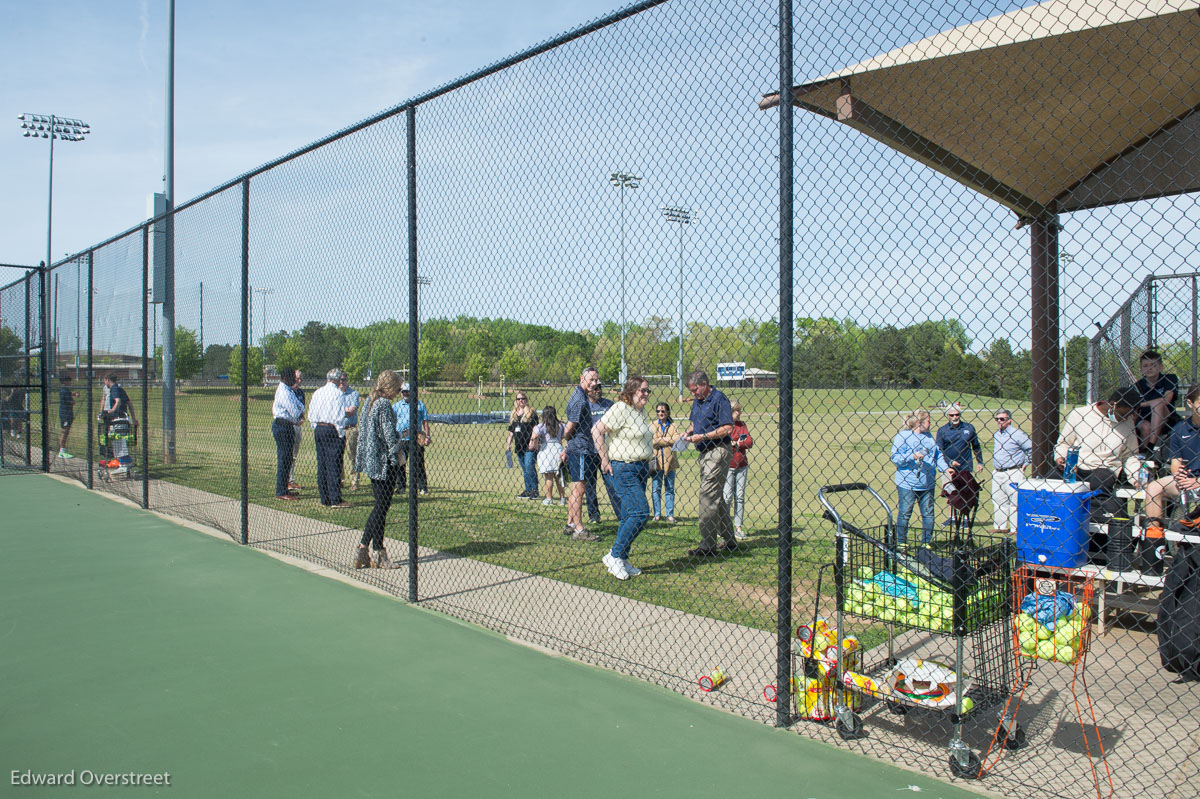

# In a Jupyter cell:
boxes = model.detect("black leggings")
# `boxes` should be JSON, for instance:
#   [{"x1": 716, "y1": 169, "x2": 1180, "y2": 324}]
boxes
[{"x1": 361, "y1": 468, "x2": 399, "y2": 549}]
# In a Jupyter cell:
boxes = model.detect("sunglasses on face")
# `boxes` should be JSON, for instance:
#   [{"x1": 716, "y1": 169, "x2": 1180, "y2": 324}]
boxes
[
  {"x1": 995, "y1": 417, "x2": 1009, "y2": 422},
  {"x1": 948, "y1": 413, "x2": 960, "y2": 418}
]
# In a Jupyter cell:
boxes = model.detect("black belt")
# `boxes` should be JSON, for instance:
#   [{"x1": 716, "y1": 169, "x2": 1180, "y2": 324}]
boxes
[
  {"x1": 695, "y1": 439, "x2": 731, "y2": 453},
  {"x1": 273, "y1": 417, "x2": 295, "y2": 423},
  {"x1": 315, "y1": 422, "x2": 337, "y2": 428},
  {"x1": 996, "y1": 464, "x2": 1024, "y2": 471}
]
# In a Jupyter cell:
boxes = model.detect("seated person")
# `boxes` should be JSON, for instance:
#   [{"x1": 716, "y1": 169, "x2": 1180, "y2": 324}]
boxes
[
  {"x1": 1054, "y1": 386, "x2": 1142, "y2": 503},
  {"x1": 1134, "y1": 349, "x2": 1179, "y2": 454},
  {"x1": 1144, "y1": 383, "x2": 1200, "y2": 538}
]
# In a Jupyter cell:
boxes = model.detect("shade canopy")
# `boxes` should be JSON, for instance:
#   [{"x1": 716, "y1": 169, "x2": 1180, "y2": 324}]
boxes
[{"x1": 760, "y1": 0, "x2": 1200, "y2": 219}]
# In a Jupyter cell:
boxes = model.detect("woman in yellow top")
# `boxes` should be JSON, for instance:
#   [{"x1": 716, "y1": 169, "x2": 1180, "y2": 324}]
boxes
[
  {"x1": 650, "y1": 402, "x2": 681, "y2": 522},
  {"x1": 593, "y1": 376, "x2": 654, "y2": 581}
]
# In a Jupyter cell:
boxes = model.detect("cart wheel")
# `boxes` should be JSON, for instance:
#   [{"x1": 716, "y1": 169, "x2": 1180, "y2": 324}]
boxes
[
  {"x1": 885, "y1": 700, "x2": 908, "y2": 716},
  {"x1": 948, "y1": 751, "x2": 983, "y2": 780},
  {"x1": 835, "y1": 714, "x2": 866, "y2": 741},
  {"x1": 763, "y1": 685, "x2": 777, "y2": 703},
  {"x1": 1004, "y1": 725, "x2": 1026, "y2": 751}
]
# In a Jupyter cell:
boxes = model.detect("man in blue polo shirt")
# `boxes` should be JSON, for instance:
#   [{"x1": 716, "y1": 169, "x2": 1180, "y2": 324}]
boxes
[
  {"x1": 560, "y1": 366, "x2": 601, "y2": 541},
  {"x1": 684, "y1": 370, "x2": 735, "y2": 556}
]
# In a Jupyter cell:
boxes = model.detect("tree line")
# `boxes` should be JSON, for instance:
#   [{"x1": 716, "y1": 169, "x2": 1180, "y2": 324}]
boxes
[{"x1": 124, "y1": 316, "x2": 1097, "y2": 401}]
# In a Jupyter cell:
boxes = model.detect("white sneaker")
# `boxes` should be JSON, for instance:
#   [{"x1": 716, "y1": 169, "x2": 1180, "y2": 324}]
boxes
[
  {"x1": 557, "y1": 498, "x2": 567, "y2": 506},
  {"x1": 621, "y1": 558, "x2": 642, "y2": 577},
  {"x1": 58, "y1": 450, "x2": 75, "y2": 460},
  {"x1": 602, "y1": 552, "x2": 629, "y2": 580},
  {"x1": 734, "y1": 527, "x2": 747, "y2": 541},
  {"x1": 542, "y1": 498, "x2": 553, "y2": 506},
  {"x1": 111, "y1": 466, "x2": 128, "y2": 475}
]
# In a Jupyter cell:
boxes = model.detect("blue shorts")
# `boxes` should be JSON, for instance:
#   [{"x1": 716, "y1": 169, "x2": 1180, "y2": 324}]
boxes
[{"x1": 566, "y1": 451, "x2": 598, "y2": 484}]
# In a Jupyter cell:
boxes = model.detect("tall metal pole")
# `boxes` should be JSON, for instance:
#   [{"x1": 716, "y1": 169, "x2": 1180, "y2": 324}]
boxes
[
  {"x1": 141, "y1": 226, "x2": 150, "y2": 508},
  {"x1": 620, "y1": 184, "x2": 626, "y2": 385},
  {"x1": 86, "y1": 251, "x2": 93, "y2": 488},
  {"x1": 678, "y1": 220, "x2": 684, "y2": 392},
  {"x1": 663, "y1": 206, "x2": 692, "y2": 397},
  {"x1": 609, "y1": 172, "x2": 640, "y2": 385},
  {"x1": 75, "y1": 257, "x2": 80, "y2": 380},
  {"x1": 240, "y1": 179, "x2": 250, "y2": 545},
  {"x1": 199, "y1": 281, "x2": 204, "y2": 380},
  {"x1": 775, "y1": 0, "x2": 795, "y2": 729},
  {"x1": 41, "y1": 122, "x2": 54, "y2": 472},
  {"x1": 406, "y1": 105, "x2": 419, "y2": 604},
  {"x1": 161, "y1": 0, "x2": 178, "y2": 464}
]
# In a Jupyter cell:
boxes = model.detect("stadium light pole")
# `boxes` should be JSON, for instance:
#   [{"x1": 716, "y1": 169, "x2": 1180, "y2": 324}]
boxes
[
  {"x1": 18, "y1": 113, "x2": 91, "y2": 471},
  {"x1": 662, "y1": 206, "x2": 693, "y2": 398},
  {"x1": 609, "y1": 172, "x2": 640, "y2": 385}
]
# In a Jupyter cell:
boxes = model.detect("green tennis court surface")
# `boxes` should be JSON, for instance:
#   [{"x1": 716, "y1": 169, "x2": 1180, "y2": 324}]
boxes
[{"x1": 1, "y1": 475, "x2": 985, "y2": 798}]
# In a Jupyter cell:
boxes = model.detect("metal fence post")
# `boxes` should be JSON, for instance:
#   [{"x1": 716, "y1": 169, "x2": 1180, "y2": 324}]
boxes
[
  {"x1": 39, "y1": 262, "x2": 50, "y2": 472},
  {"x1": 240, "y1": 178, "x2": 250, "y2": 546},
  {"x1": 775, "y1": 0, "x2": 794, "y2": 729},
  {"x1": 407, "y1": 104, "x2": 419, "y2": 603},
  {"x1": 86, "y1": 250, "x2": 94, "y2": 489},
  {"x1": 141, "y1": 226, "x2": 150, "y2": 509}
]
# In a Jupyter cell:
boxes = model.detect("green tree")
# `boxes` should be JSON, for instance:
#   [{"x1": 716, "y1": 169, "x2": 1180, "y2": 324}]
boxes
[
  {"x1": 0, "y1": 326, "x2": 23, "y2": 380},
  {"x1": 1064, "y1": 335, "x2": 1089, "y2": 405},
  {"x1": 497, "y1": 346, "x2": 529, "y2": 382},
  {"x1": 464, "y1": 352, "x2": 490, "y2": 383},
  {"x1": 228, "y1": 346, "x2": 264, "y2": 386},
  {"x1": 417, "y1": 339, "x2": 446, "y2": 382},
  {"x1": 598, "y1": 348, "x2": 621, "y2": 384},
  {"x1": 154, "y1": 326, "x2": 203, "y2": 381},
  {"x1": 276, "y1": 338, "x2": 311, "y2": 374}
]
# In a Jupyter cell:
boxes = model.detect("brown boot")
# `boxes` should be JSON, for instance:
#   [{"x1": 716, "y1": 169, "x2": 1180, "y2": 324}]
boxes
[
  {"x1": 352, "y1": 545, "x2": 371, "y2": 569},
  {"x1": 372, "y1": 547, "x2": 401, "y2": 569}
]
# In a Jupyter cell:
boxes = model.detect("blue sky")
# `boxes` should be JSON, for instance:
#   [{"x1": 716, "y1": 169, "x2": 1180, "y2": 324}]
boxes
[
  {"x1": 1, "y1": 0, "x2": 626, "y2": 267},
  {"x1": 4, "y1": 0, "x2": 1197, "y2": 361}
]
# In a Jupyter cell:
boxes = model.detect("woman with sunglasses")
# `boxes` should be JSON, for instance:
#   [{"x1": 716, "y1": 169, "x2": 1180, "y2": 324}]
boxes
[
  {"x1": 650, "y1": 402, "x2": 681, "y2": 522},
  {"x1": 506, "y1": 392, "x2": 539, "y2": 499}
]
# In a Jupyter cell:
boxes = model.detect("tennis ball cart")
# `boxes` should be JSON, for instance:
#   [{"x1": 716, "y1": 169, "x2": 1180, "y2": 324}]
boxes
[{"x1": 818, "y1": 482, "x2": 1021, "y2": 779}]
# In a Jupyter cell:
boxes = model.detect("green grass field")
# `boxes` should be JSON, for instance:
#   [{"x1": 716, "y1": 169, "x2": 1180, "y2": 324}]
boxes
[{"x1": 28, "y1": 381, "x2": 1035, "y2": 641}]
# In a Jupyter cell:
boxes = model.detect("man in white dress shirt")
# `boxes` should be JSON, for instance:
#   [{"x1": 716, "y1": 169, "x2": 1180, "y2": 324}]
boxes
[
  {"x1": 271, "y1": 368, "x2": 304, "y2": 500},
  {"x1": 309, "y1": 368, "x2": 351, "y2": 508}
]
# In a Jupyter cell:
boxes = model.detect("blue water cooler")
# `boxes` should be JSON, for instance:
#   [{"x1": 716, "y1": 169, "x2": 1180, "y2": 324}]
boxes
[{"x1": 1015, "y1": 478, "x2": 1095, "y2": 568}]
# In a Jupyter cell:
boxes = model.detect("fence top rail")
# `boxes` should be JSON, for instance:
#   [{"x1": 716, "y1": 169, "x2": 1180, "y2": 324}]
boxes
[
  {"x1": 45, "y1": 0, "x2": 670, "y2": 271},
  {"x1": 1091, "y1": 271, "x2": 1200, "y2": 344}
]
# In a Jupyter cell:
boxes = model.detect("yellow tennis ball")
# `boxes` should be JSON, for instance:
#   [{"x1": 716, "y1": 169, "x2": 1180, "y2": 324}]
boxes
[
  {"x1": 1037, "y1": 640, "x2": 1057, "y2": 660},
  {"x1": 1056, "y1": 644, "x2": 1076, "y2": 663},
  {"x1": 1036, "y1": 623, "x2": 1052, "y2": 641}
]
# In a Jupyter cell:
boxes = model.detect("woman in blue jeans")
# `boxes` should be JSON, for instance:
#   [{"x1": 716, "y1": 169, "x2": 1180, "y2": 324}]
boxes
[
  {"x1": 890, "y1": 409, "x2": 953, "y2": 545},
  {"x1": 592, "y1": 376, "x2": 654, "y2": 580},
  {"x1": 650, "y1": 402, "x2": 681, "y2": 521}
]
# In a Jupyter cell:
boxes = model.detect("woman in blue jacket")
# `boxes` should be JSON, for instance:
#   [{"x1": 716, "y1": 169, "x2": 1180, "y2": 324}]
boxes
[{"x1": 890, "y1": 409, "x2": 953, "y2": 545}]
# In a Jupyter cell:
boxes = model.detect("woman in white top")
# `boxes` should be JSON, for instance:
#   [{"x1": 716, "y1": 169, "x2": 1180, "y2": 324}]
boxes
[{"x1": 592, "y1": 376, "x2": 654, "y2": 580}]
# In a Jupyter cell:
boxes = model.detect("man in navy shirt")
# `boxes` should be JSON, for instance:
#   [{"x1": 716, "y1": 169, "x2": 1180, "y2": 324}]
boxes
[
  {"x1": 1144, "y1": 384, "x2": 1200, "y2": 537},
  {"x1": 684, "y1": 370, "x2": 735, "y2": 555},
  {"x1": 586, "y1": 380, "x2": 622, "y2": 524},
  {"x1": 560, "y1": 367, "x2": 601, "y2": 541},
  {"x1": 935, "y1": 403, "x2": 983, "y2": 522}
]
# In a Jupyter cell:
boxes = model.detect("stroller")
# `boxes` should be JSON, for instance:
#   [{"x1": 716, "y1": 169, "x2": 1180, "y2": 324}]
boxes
[{"x1": 97, "y1": 412, "x2": 137, "y2": 481}]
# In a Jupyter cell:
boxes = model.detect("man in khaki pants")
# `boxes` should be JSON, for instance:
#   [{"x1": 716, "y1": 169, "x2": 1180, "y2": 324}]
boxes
[{"x1": 683, "y1": 371, "x2": 735, "y2": 556}]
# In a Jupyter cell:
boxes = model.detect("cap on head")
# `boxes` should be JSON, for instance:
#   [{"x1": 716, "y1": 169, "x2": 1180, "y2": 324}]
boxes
[
  {"x1": 1108, "y1": 386, "x2": 1141, "y2": 409},
  {"x1": 945, "y1": 403, "x2": 962, "y2": 416},
  {"x1": 401, "y1": 382, "x2": 410, "y2": 392}
]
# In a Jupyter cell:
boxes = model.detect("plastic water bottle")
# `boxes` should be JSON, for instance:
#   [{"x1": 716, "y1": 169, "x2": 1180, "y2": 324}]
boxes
[
  {"x1": 1136, "y1": 456, "x2": 1150, "y2": 490},
  {"x1": 1064, "y1": 447, "x2": 1080, "y2": 483}
]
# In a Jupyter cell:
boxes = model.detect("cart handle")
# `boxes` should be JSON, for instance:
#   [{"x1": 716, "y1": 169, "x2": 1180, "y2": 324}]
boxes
[{"x1": 821, "y1": 482, "x2": 871, "y2": 494}]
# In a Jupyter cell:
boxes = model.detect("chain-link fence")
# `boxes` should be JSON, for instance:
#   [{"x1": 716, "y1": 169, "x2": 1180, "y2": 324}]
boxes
[{"x1": 7, "y1": 0, "x2": 1200, "y2": 796}]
